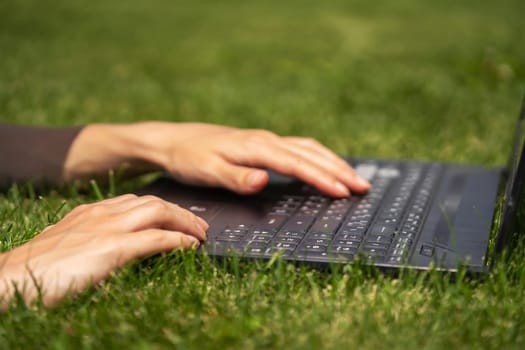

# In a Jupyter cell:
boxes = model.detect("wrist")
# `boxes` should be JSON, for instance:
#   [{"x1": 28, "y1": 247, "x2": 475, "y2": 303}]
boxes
[
  {"x1": 63, "y1": 122, "x2": 164, "y2": 182},
  {"x1": 112, "y1": 122, "x2": 171, "y2": 169},
  {"x1": 0, "y1": 253, "x2": 22, "y2": 311}
]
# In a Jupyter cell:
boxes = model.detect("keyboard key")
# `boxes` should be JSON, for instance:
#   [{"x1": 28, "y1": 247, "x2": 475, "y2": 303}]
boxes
[
  {"x1": 225, "y1": 228, "x2": 248, "y2": 235},
  {"x1": 393, "y1": 242, "x2": 410, "y2": 251},
  {"x1": 203, "y1": 241, "x2": 243, "y2": 254},
  {"x1": 303, "y1": 202, "x2": 323, "y2": 209},
  {"x1": 250, "y1": 230, "x2": 274, "y2": 237},
  {"x1": 327, "y1": 245, "x2": 358, "y2": 255},
  {"x1": 364, "y1": 255, "x2": 385, "y2": 263},
  {"x1": 342, "y1": 223, "x2": 368, "y2": 233},
  {"x1": 295, "y1": 252, "x2": 332, "y2": 261},
  {"x1": 270, "y1": 208, "x2": 294, "y2": 215},
  {"x1": 246, "y1": 247, "x2": 266, "y2": 256},
  {"x1": 395, "y1": 237, "x2": 413, "y2": 245},
  {"x1": 274, "y1": 201, "x2": 299, "y2": 210},
  {"x1": 245, "y1": 241, "x2": 268, "y2": 248},
  {"x1": 310, "y1": 218, "x2": 341, "y2": 234},
  {"x1": 276, "y1": 231, "x2": 305, "y2": 238},
  {"x1": 308, "y1": 232, "x2": 334, "y2": 239},
  {"x1": 281, "y1": 215, "x2": 315, "y2": 233},
  {"x1": 377, "y1": 167, "x2": 401, "y2": 178},
  {"x1": 398, "y1": 230, "x2": 415, "y2": 239},
  {"x1": 247, "y1": 235, "x2": 273, "y2": 243},
  {"x1": 265, "y1": 248, "x2": 293, "y2": 257},
  {"x1": 259, "y1": 214, "x2": 288, "y2": 231},
  {"x1": 305, "y1": 238, "x2": 331, "y2": 245},
  {"x1": 270, "y1": 242, "x2": 297, "y2": 250},
  {"x1": 299, "y1": 244, "x2": 328, "y2": 253},
  {"x1": 364, "y1": 242, "x2": 390, "y2": 250},
  {"x1": 369, "y1": 224, "x2": 396, "y2": 236},
  {"x1": 216, "y1": 234, "x2": 243, "y2": 242},
  {"x1": 366, "y1": 234, "x2": 393, "y2": 244},
  {"x1": 338, "y1": 227, "x2": 366, "y2": 237},
  {"x1": 402, "y1": 225, "x2": 418, "y2": 233},
  {"x1": 333, "y1": 240, "x2": 360, "y2": 248},
  {"x1": 273, "y1": 236, "x2": 302, "y2": 244},
  {"x1": 354, "y1": 163, "x2": 378, "y2": 181},
  {"x1": 300, "y1": 209, "x2": 320, "y2": 216},
  {"x1": 282, "y1": 195, "x2": 303, "y2": 202},
  {"x1": 391, "y1": 248, "x2": 408, "y2": 256},
  {"x1": 420, "y1": 245, "x2": 435, "y2": 257},
  {"x1": 336, "y1": 233, "x2": 363, "y2": 242},
  {"x1": 361, "y1": 247, "x2": 387, "y2": 257},
  {"x1": 387, "y1": 256, "x2": 404, "y2": 264},
  {"x1": 342, "y1": 221, "x2": 369, "y2": 231},
  {"x1": 405, "y1": 218, "x2": 421, "y2": 227},
  {"x1": 331, "y1": 252, "x2": 355, "y2": 261}
]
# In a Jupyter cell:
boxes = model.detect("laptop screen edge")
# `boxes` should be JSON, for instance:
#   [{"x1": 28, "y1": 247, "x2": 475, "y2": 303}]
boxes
[{"x1": 494, "y1": 93, "x2": 525, "y2": 254}]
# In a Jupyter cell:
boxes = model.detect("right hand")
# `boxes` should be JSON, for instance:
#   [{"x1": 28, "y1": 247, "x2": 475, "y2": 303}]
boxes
[
  {"x1": 0, "y1": 194, "x2": 208, "y2": 310},
  {"x1": 64, "y1": 122, "x2": 371, "y2": 197}
]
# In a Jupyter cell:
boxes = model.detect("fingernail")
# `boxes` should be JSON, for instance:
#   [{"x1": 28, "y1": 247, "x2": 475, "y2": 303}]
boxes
[
  {"x1": 193, "y1": 220, "x2": 208, "y2": 241},
  {"x1": 190, "y1": 237, "x2": 200, "y2": 249},
  {"x1": 334, "y1": 181, "x2": 350, "y2": 196},
  {"x1": 196, "y1": 216, "x2": 209, "y2": 231},
  {"x1": 247, "y1": 170, "x2": 266, "y2": 187},
  {"x1": 356, "y1": 176, "x2": 371, "y2": 189}
]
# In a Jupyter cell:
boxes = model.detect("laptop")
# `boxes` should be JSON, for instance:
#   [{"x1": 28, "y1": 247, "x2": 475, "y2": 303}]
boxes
[{"x1": 139, "y1": 95, "x2": 525, "y2": 273}]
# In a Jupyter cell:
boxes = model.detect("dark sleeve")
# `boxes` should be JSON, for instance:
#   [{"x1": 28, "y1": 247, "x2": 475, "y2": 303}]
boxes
[{"x1": 0, "y1": 124, "x2": 84, "y2": 187}]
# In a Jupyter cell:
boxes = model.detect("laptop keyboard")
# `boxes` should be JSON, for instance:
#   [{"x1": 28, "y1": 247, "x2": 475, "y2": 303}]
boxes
[{"x1": 203, "y1": 162, "x2": 442, "y2": 265}]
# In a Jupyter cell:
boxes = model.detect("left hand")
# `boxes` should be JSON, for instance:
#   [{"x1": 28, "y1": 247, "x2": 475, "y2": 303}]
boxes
[{"x1": 0, "y1": 194, "x2": 207, "y2": 309}]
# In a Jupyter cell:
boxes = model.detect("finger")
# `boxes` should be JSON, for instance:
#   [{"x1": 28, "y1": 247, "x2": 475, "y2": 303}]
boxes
[
  {"x1": 30, "y1": 224, "x2": 56, "y2": 242},
  {"x1": 97, "y1": 195, "x2": 176, "y2": 215},
  {"x1": 65, "y1": 194, "x2": 140, "y2": 219},
  {"x1": 79, "y1": 194, "x2": 140, "y2": 211},
  {"x1": 221, "y1": 141, "x2": 352, "y2": 197},
  {"x1": 283, "y1": 138, "x2": 370, "y2": 193},
  {"x1": 115, "y1": 199, "x2": 208, "y2": 241},
  {"x1": 284, "y1": 137, "x2": 348, "y2": 164},
  {"x1": 74, "y1": 194, "x2": 142, "y2": 215},
  {"x1": 202, "y1": 158, "x2": 270, "y2": 195},
  {"x1": 41, "y1": 224, "x2": 55, "y2": 234},
  {"x1": 113, "y1": 229, "x2": 200, "y2": 265},
  {"x1": 76, "y1": 195, "x2": 208, "y2": 232},
  {"x1": 284, "y1": 137, "x2": 358, "y2": 177},
  {"x1": 96, "y1": 194, "x2": 139, "y2": 206}
]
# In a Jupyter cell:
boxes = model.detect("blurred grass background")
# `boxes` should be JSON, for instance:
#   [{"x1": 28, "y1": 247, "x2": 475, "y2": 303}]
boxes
[{"x1": 1, "y1": 0, "x2": 525, "y2": 348}]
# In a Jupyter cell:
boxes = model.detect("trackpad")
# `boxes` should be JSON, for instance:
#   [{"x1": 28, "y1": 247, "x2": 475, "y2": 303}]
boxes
[
  {"x1": 181, "y1": 202, "x2": 221, "y2": 221},
  {"x1": 417, "y1": 167, "x2": 499, "y2": 267}
]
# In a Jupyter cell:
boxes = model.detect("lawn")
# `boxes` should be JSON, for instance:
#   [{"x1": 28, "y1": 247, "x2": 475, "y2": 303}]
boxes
[{"x1": 1, "y1": 0, "x2": 525, "y2": 348}]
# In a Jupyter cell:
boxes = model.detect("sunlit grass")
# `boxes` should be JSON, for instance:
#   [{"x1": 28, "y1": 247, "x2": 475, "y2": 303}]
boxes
[{"x1": 1, "y1": 0, "x2": 525, "y2": 348}]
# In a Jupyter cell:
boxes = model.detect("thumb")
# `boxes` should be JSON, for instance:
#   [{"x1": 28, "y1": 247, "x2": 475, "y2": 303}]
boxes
[{"x1": 211, "y1": 160, "x2": 269, "y2": 195}]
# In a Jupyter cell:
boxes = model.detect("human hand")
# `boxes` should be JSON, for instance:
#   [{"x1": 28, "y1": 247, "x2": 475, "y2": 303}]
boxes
[
  {"x1": 0, "y1": 194, "x2": 208, "y2": 309},
  {"x1": 64, "y1": 122, "x2": 370, "y2": 197}
]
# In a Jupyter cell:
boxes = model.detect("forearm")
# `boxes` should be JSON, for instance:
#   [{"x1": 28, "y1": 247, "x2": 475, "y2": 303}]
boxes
[
  {"x1": 0, "y1": 124, "x2": 84, "y2": 187},
  {"x1": 0, "y1": 122, "x2": 166, "y2": 187}
]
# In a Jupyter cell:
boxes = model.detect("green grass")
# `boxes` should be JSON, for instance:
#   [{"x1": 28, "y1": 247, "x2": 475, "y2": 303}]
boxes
[{"x1": 1, "y1": 0, "x2": 525, "y2": 348}]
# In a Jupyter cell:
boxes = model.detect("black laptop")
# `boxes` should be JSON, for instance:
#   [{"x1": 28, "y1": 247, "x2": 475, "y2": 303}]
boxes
[{"x1": 140, "y1": 96, "x2": 525, "y2": 273}]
